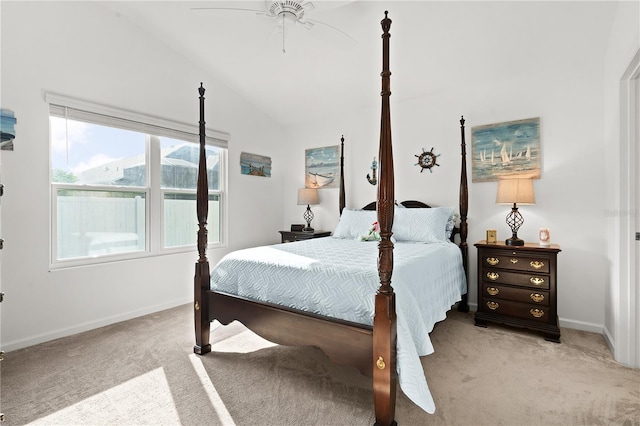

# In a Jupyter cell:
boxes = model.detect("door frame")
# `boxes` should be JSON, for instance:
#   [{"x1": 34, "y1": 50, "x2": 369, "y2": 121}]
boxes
[{"x1": 617, "y1": 48, "x2": 639, "y2": 367}]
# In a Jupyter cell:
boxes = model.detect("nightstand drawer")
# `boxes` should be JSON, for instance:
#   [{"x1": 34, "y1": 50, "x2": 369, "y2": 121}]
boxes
[
  {"x1": 483, "y1": 298, "x2": 549, "y2": 322},
  {"x1": 283, "y1": 233, "x2": 313, "y2": 242},
  {"x1": 279, "y1": 230, "x2": 331, "y2": 243},
  {"x1": 482, "y1": 269, "x2": 550, "y2": 289},
  {"x1": 481, "y1": 253, "x2": 550, "y2": 273},
  {"x1": 482, "y1": 284, "x2": 549, "y2": 306}
]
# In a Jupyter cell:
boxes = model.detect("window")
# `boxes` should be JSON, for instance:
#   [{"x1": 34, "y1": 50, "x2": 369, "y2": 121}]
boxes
[{"x1": 48, "y1": 94, "x2": 228, "y2": 267}]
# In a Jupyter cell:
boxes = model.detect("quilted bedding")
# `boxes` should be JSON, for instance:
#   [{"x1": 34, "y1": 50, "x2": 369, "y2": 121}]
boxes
[{"x1": 210, "y1": 237, "x2": 466, "y2": 414}]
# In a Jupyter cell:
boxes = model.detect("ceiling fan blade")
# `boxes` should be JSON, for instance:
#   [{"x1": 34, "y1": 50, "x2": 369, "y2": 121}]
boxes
[
  {"x1": 300, "y1": 20, "x2": 314, "y2": 30},
  {"x1": 300, "y1": 1, "x2": 315, "y2": 12},
  {"x1": 190, "y1": 7, "x2": 265, "y2": 14},
  {"x1": 306, "y1": 18, "x2": 357, "y2": 45}
]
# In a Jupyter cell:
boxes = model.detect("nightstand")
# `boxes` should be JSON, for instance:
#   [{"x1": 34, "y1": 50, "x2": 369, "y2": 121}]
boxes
[
  {"x1": 474, "y1": 240, "x2": 561, "y2": 342},
  {"x1": 279, "y1": 230, "x2": 331, "y2": 243}
]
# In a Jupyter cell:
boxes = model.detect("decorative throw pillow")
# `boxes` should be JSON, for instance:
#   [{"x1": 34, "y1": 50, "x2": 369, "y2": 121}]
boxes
[
  {"x1": 445, "y1": 211, "x2": 459, "y2": 239},
  {"x1": 360, "y1": 221, "x2": 381, "y2": 241}
]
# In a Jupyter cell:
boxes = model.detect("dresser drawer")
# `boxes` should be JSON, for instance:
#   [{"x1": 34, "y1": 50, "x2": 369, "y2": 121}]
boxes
[
  {"x1": 483, "y1": 298, "x2": 550, "y2": 322},
  {"x1": 481, "y1": 253, "x2": 549, "y2": 273},
  {"x1": 481, "y1": 269, "x2": 550, "y2": 289},
  {"x1": 481, "y1": 284, "x2": 549, "y2": 306}
]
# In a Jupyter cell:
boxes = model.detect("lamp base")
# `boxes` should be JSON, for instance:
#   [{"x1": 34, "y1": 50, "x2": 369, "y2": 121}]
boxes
[
  {"x1": 505, "y1": 237, "x2": 525, "y2": 246},
  {"x1": 302, "y1": 205, "x2": 315, "y2": 233}
]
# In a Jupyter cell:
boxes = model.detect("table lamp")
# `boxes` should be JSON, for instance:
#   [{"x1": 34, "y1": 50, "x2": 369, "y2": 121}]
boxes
[
  {"x1": 496, "y1": 178, "x2": 535, "y2": 246},
  {"x1": 297, "y1": 188, "x2": 319, "y2": 232}
]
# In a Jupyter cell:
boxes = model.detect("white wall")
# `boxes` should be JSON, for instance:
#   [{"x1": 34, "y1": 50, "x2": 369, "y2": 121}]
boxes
[
  {"x1": 281, "y1": 1, "x2": 619, "y2": 333},
  {"x1": 0, "y1": 2, "x2": 286, "y2": 351},
  {"x1": 1, "y1": 1, "x2": 632, "y2": 353},
  {"x1": 603, "y1": 0, "x2": 640, "y2": 367}
]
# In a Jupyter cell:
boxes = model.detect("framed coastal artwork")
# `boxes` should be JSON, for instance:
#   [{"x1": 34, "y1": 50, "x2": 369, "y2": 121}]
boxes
[
  {"x1": 240, "y1": 152, "x2": 271, "y2": 177},
  {"x1": 305, "y1": 145, "x2": 340, "y2": 189},
  {"x1": 1, "y1": 108, "x2": 17, "y2": 151},
  {"x1": 471, "y1": 117, "x2": 541, "y2": 183}
]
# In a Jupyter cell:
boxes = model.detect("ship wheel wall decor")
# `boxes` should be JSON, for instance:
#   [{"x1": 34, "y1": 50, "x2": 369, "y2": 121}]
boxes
[{"x1": 415, "y1": 147, "x2": 441, "y2": 173}]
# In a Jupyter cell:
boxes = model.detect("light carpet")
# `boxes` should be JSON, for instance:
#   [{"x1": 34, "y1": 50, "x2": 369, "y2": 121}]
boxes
[{"x1": 1, "y1": 304, "x2": 638, "y2": 425}]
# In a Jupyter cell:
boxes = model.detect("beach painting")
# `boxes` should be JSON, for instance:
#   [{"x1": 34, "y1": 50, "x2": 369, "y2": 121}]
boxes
[
  {"x1": 1, "y1": 108, "x2": 17, "y2": 151},
  {"x1": 240, "y1": 152, "x2": 271, "y2": 177},
  {"x1": 471, "y1": 117, "x2": 541, "y2": 182},
  {"x1": 305, "y1": 145, "x2": 340, "y2": 189}
]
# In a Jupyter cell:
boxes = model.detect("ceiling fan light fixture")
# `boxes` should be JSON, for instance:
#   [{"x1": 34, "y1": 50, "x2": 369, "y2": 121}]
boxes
[
  {"x1": 192, "y1": 0, "x2": 353, "y2": 53},
  {"x1": 280, "y1": 11, "x2": 298, "y2": 25},
  {"x1": 267, "y1": 1, "x2": 312, "y2": 22}
]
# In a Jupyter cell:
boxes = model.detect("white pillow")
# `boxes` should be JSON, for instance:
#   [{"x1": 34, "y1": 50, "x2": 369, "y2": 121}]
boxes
[
  {"x1": 332, "y1": 209, "x2": 377, "y2": 240},
  {"x1": 392, "y1": 207, "x2": 454, "y2": 243}
]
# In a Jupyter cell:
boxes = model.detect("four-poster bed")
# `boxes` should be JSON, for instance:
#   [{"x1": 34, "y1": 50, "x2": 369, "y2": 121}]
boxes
[{"x1": 193, "y1": 12, "x2": 469, "y2": 425}]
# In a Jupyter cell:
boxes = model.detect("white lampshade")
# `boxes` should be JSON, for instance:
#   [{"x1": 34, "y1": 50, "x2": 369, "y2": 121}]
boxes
[
  {"x1": 297, "y1": 188, "x2": 319, "y2": 205},
  {"x1": 496, "y1": 178, "x2": 536, "y2": 205}
]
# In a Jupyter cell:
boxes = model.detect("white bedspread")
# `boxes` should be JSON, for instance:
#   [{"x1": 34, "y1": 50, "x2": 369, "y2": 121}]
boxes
[{"x1": 210, "y1": 237, "x2": 467, "y2": 414}]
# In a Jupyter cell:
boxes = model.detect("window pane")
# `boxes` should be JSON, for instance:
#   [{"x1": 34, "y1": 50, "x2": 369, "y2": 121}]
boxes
[
  {"x1": 56, "y1": 189, "x2": 146, "y2": 259},
  {"x1": 160, "y1": 137, "x2": 220, "y2": 190},
  {"x1": 51, "y1": 117, "x2": 146, "y2": 186},
  {"x1": 164, "y1": 193, "x2": 220, "y2": 248}
]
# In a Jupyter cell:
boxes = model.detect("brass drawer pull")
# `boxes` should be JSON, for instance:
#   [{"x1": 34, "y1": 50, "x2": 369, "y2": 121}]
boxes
[
  {"x1": 486, "y1": 257, "x2": 499, "y2": 266},
  {"x1": 376, "y1": 356, "x2": 386, "y2": 370},
  {"x1": 530, "y1": 308, "x2": 545, "y2": 318},
  {"x1": 530, "y1": 260, "x2": 544, "y2": 269},
  {"x1": 487, "y1": 301, "x2": 499, "y2": 310},
  {"x1": 510, "y1": 258, "x2": 519, "y2": 264},
  {"x1": 487, "y1": 287, "x2": 499, "y2": 296},
  {"x1": 530, "y1": 277, "x2": 545, "y2": 286},
  {"x1": 487, "y1": 272, "x2": 499, "y2": 281},
  {"x1": 530, "y1": 293, "x2": 545, "y2": 303}
]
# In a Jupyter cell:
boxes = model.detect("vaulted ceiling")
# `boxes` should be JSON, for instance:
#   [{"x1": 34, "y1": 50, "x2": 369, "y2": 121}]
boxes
[{"x1": 102, "y1": 1, "x2": 618, "y2": 128}]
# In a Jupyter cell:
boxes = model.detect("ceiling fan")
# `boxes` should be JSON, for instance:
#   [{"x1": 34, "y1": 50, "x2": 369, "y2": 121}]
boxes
[{"x1": 191, "y1": 1, "x2": 356, "y2": 53}]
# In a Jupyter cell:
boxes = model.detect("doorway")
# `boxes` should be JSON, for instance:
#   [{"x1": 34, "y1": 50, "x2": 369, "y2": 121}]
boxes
[
  {"x1": 635, "y1": 67, "x2": 639, "y2": 367},
  {"x1": 616, "y1": 48, "x2": 640, "y2": 368},
  {"x1": 622, "y1": 49, "x2": 640, "y2": 368}
]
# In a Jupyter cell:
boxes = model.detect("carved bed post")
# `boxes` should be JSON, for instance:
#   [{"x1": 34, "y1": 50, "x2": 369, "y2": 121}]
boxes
[
  {"x1": 339, "y1": 135, "x2": 346, "y2": 215},
  {"x1": 457, "y1": 116, "x2": 470, "y2": 313},
  {"x1": 194, "y1": 83, "x2": 212, "y2": 355},
  {"x1": 373, "y1": 11, "x2": 397, "y2": 426}
]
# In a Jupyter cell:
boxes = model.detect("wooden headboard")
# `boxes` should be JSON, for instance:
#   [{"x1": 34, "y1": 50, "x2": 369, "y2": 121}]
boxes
[
  {"x1": 361, "y1": 200, "x2": 463, "y2": 244},
  {"x1": 361, "y1": 200, "x2": 431, "y2": 210}
]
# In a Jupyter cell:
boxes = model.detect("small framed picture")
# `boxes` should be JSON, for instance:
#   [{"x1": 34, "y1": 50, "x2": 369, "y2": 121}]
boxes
[
  {"x1": 486, "y1": 229, "x2": 497, "y2": 244},
  {"x1": 539, "y1": 228, "x2": 551, "y2": 246}
]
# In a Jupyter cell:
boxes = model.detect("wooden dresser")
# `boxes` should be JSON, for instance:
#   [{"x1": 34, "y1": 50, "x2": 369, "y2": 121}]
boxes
[
  {"x1": 474, "y1": 240, "x2": 561, "y2": 342},
  {"x1": 279, "y1": 230, "x2": 331, "y2": 243}
]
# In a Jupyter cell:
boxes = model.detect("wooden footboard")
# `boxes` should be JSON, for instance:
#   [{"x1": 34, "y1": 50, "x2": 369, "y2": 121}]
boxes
[{"x1": 210, "y1": 292, "x2": 374, "y2": 376}]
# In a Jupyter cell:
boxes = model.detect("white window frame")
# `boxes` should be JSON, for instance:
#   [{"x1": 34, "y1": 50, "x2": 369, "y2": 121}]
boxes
[{"x1": 46, "y1": 93, "x2": 229, "y2": 269}]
